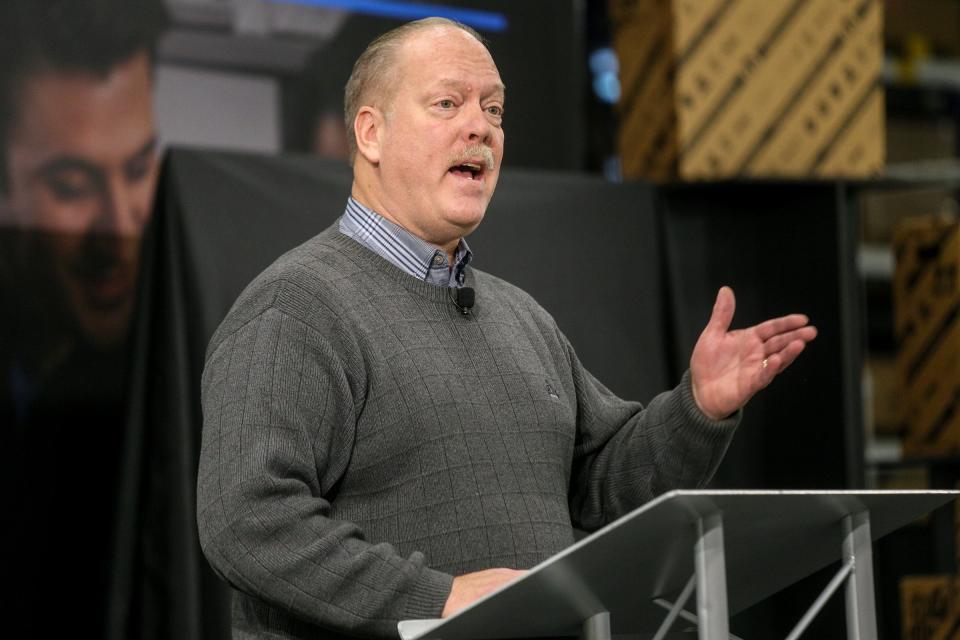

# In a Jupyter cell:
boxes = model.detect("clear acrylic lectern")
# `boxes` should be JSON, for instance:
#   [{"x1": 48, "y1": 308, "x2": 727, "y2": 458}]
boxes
[{"x1": 398, "y1": 490, "x2": 958, "y2": 640}]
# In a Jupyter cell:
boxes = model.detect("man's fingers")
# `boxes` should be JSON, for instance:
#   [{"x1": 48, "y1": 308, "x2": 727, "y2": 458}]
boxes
[
  {"x1": 706, "y1": 286, "x2": 736, "y2": 334},
  {"x1": 760, "y1": 340, "x2": 807, "y2": 380},
  {"x1": 442, "y1": 568, "x2": 527, "y2": 618},
  {"x1": 755, "y1": 313, "x2": 813, "y2": 341},
  {"x1": 762, "y1": 325, "x2": 818, "y2": 355}
]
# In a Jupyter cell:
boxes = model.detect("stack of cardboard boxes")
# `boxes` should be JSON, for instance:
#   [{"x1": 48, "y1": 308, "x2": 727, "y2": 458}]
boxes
[
  {"x1": 894, "y1": 216, "x2": 960, "y2": 638},
  {"x1": 610, "y1": 0, "x2": 885, "y2": 181},
  {"x1": 893, "y1": 216, "x2": 960, "y2": 458}
]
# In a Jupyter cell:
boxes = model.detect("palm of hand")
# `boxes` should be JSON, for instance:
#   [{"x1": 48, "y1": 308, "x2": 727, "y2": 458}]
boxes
[
  {"x1": 691, "y1": 326, "x2": 767, "y2": 420},
  {"x1": 689, "y1": 287, "x2": 817, "y2": 420}
]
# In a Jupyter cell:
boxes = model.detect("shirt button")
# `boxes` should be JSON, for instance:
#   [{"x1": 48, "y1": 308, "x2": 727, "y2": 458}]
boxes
[{"x1": 432, "y1": 255, "x2": 445, "y2": 266}]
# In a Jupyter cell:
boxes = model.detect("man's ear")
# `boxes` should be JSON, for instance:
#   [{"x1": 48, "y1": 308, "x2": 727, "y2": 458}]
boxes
[{"x1": 354, "y1": 105, "x2": 383, "y2": 165}]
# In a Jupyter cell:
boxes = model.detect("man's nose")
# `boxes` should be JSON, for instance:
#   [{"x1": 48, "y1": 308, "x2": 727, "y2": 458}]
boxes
[
  {"x1": 93, "y1": 174, "x2": 144, "y2": 237},
  {"x1": 463, "y1": 101, "x2": 493, "y2": 144}
]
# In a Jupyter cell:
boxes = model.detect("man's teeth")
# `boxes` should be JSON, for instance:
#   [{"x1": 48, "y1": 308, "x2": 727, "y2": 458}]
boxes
[{"x1": 450, "y1": 163, "x2": 482, "y2": 179}]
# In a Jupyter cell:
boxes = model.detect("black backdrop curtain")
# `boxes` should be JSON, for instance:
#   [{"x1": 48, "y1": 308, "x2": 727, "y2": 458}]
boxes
[{"x1": 106, "y1": 148, "x2": 859, "y2": 639}]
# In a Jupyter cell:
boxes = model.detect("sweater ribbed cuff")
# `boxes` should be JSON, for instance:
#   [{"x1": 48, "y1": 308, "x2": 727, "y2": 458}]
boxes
[
  {"x1": 401, "y1": 567, "x2": 455, "y2": 621},
  {"x1": 674, "y1": 370, "x2": 741, "y2": 446}
]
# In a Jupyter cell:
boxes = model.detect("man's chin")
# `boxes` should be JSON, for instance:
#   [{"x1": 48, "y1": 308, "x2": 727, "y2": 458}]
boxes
[
  {"x1": 59, "y1": 259, "x2": 141, "y2": 348},
  {"x1": 443, "y1": 201, "x2": 489, "y2": 236},
  {"x1": 77, "y1": 315, "x2": 133, "y2": 350},
  {"x1": 70, "y1": 293, "x2": 136, "y2": 350}
]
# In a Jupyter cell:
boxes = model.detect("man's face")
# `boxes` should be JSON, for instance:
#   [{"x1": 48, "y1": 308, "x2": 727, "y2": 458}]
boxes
[
  {"x1": 4, "y1": 51, "x2": 158, "y2": 349},
  {"x1": 373, "y1": 27, "x2": 505, "y2": 246}
]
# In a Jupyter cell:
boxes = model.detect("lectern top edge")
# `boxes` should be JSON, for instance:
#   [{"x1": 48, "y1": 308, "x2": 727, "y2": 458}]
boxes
[
  {"x1": 534, "y1": 488, "x2": 959, "y2": 577},
  {"x1": 660, "y1": 488, "x2": 960, "y2": 497},
  {"x1": 440, "y1": 489, "x2": 960, "y2": 623},
  {"x1": 402, "y1": 489, "x2": 959, "y2": 640}
]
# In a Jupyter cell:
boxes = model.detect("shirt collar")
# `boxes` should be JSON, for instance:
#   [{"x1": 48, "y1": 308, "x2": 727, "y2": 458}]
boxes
[{"x1": 339, "y1": 197, "x2": 472, "y2": 287}]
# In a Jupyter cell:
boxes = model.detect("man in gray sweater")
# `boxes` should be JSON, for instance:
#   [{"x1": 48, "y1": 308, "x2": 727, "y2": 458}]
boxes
[{"x1": 197, "y1": 17, "x2": 817, "y2": 640}]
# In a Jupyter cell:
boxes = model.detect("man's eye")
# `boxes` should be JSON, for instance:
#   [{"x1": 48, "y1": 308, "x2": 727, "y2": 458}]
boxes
[
  {"x1": 487, "y1": 105, "x2": 504, "y2": 117},
  {"x1": 125, "y1": 155, "x2": 155, "y2": 182},
  {"x1": 438, "y1": 99, "x2": 455, "y2": 109},
  {"x1": 45, "y1": 174, "x2": 96, "y2": 201}
]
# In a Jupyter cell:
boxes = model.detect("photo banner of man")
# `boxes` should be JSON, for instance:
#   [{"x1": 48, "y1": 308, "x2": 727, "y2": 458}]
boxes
[{"x1": 0, "y1": 0, "x2": 167, "y2": 635}]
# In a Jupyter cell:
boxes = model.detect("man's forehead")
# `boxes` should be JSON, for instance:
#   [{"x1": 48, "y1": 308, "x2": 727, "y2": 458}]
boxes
[
  {"x1": 433, "y1": 77, "x2": 506, "y2": 97},
  {"x1": 401, "y1": 27, "x2": 497, "y2": 68}
]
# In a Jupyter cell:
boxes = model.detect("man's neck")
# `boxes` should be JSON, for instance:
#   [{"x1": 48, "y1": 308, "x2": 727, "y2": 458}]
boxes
[{"x1": 350, "y1": 183, "x2": 460, "y2": 266}]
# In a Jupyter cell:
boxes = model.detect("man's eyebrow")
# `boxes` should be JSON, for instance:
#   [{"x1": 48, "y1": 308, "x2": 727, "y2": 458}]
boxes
[
  {"x1": 34, "y1": 156, "x2": 101, "y2": 179},
  {"x1": 33, "y1": 136, "x2": 158, "y2": 179},
  {"x1": 128, "y1": 135, "x2": 159, "y2": 162},
  {"x1": 436, "y1": 78, "x2": 506, "y2": 96}
]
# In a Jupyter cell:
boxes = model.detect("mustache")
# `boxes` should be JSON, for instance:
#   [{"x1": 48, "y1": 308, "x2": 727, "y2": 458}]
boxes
[{"x1": 450, "y1": 145, "x2": 495, "y2": 171}]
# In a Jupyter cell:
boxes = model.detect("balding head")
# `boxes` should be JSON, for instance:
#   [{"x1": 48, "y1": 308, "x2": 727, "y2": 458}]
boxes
[{"x1": 343, "y1": 17, "x2": 486, "y2": 162}]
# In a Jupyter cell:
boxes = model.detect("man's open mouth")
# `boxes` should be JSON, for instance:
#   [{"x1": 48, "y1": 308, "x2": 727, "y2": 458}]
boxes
[
  {"x1": 449, "y1": 161, "x2": 484, "y2": 180},
  {"x1": 71, "y1": 258, "x2": 136, "y2": 309}
]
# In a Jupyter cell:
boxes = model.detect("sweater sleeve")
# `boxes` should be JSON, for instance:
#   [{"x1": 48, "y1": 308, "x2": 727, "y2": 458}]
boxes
[
  {"x1": 196, "y1": 306, "x2": 453, "y2": 638},
  {"x1": 563, "y1": 338, "x2": 739, "y2": 531}
]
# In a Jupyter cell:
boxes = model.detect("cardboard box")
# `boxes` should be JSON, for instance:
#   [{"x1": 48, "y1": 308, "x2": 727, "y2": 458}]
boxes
[
  {"x1": 893, "y1": 216, "x2": 960, "y2": 458},
  {"x1": 611, "y1": 0, "x2": 885, "y2": 181},
  {"x1": 900, "y1": 575, "x2": 960, "y2": 640}
]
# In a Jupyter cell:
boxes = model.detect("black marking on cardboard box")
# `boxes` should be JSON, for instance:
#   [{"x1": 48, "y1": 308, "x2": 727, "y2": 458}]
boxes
[
  {"x1": 921, "y1": 388, "x2": 960, "y2": 445},
  {"x1": 904, "y1": 227, "x2": 958, "y2": 292},
  {"x1": 906, "y1": 300, "x2": 960, "y2": 382},
  {"x1": 734, "y1": 0, "x2": 876, "y2": 174},
  {"x1": 809, "y1": 81, "x2": 880, "y2": 173},
  {"x1": 677, "y1": 0, "x2": 737, "y2": 65},
  {"x1": 620, "y1": 31, "x2": 670, "y2": 132},
  {"x1": 681, "y1": 0, "x2": 806, "y2": 156}
]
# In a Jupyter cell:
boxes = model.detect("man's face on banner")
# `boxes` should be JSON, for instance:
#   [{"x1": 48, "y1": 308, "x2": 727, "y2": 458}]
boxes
[{"x1": 4, "y1": 50, "x2": 159, "y2": 349}]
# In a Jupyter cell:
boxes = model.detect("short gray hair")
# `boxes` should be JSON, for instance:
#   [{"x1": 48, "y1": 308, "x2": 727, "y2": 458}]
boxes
[{"x1": 343, "y1": 17, "x2": 485, "y2": 162}]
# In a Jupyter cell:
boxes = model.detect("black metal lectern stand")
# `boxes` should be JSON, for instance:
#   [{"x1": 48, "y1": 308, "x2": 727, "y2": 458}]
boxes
[{"x1": 398, "y1": 490, "x2": 958, "y2": 640}]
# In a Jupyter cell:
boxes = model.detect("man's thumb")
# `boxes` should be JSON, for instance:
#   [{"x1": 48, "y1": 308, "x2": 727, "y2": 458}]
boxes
[{"x1": 707, "y1": 286, "x2": 736, "y2": 333}]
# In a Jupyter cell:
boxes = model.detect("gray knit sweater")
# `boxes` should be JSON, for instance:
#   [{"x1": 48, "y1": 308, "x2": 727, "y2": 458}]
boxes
[{"x1": 197, "y1": 225, "x2": 737, "y2": 639}]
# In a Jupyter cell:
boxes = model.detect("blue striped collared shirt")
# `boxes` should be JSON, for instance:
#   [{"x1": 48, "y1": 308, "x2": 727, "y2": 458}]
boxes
[{"x1": 339, "y1": 197, "x2": 472, "y2": 288}]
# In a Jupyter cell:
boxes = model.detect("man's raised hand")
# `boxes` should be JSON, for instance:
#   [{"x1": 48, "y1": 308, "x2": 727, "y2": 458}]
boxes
[{"x1": 690, "y1": 286, "x2": 817, "y2": 420}]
